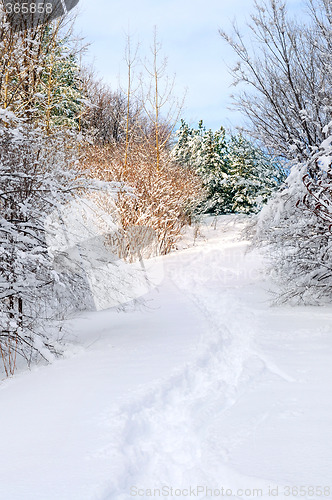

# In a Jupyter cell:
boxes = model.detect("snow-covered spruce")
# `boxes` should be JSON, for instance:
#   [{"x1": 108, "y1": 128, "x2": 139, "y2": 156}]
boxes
[
  {"x1": 0, "y1": 7, "x2": 85, "y2": 130},
  {"x1": 172, "y1": 120, "x2": 283, "y2": 214}
]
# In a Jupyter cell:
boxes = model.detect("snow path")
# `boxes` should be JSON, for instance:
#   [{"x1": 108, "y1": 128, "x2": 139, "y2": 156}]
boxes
[{"x1": 1, "y1": 217, "x2": 332, "y2": 499}]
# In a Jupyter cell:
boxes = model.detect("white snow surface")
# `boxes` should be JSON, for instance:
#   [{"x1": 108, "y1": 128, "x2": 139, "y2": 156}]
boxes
[{"x1": 1, "y1": 216, "x2": 332, "y2": 499}]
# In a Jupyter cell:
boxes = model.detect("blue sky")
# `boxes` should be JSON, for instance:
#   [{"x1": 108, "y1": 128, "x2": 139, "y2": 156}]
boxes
[{"x1": 74, "y1": 0, "x2": 303, "y2": 131}]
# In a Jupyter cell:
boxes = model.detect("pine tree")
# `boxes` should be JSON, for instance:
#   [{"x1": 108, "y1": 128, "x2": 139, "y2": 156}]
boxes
[
  {"x1": 172, "y1": 119, "x2": 192, "y2": 166},
  {"x1": 226, "y1": 134, "x2": 284, "y2": 214},
  {"x1": 0, "y1": 8, "x2": 85, "y2": 131},
  {"x1": 193, "y1": 123, "x2": 230, "y2": 213},
  {"x1": 173, "y1": 121, "x2": 283, "y2": 214},
  {"x1": 37, "y1": 25, "x2": 85, "y2": 132}
]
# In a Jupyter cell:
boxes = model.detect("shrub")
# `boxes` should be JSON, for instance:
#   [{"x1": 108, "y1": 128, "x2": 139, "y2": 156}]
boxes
[
  {"x1": 0, "y1": 114, "x2": 90, "y2": 375},
  {"x1": 255, "y1": 128, "x2": 332, "y2": 304},
  {"x1": 81, "y1": 141, "x2": 204, "y2": 255}
]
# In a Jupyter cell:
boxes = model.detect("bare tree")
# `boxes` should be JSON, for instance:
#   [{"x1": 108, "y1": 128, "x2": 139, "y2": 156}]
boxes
[
  {"x1": 140, "y1": 27, "x2": 185, "y2": 171},
  {"x1": 220, "y1": 0, "x2": 332, "y2": 161},
  {"x1": 238, "y1": 0, "x2": 332, "y2": 303},
  {"x1": 80, "y1": 64, "x2": 143, "y2": 147},
  {"x1": 123, "y1": 33, "x2": 139, "y2": 172}
]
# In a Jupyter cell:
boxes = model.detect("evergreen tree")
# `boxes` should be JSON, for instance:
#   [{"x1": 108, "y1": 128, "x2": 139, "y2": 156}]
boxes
[
  {"x1": 0, "y1": 7, "x2": 85, "y2": 131},
  {"x1": 192, "y1": 123, "x2": 230, "y2": 213},
  {"x1": 172, "y1": 119, "x2": 193, "y2": 166},
  {"x1": 173, "y1": 120, "x2": 230, "y2": 213},
  {"x1": 37, "y1": 25, "x2": 85, "y2": 131},
  {"x1": 225, "y1": 134, "x2": 284, "y2": 214},
  {"x1": 173, "y1": 121, "x2": 284, "y2": 214}
]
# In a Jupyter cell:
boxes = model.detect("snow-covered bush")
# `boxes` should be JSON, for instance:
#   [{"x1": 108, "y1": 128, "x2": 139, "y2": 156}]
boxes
[
  {"x1": 81, "y1": 141, "x2": 203, "y2": 255},
  {"x1": 0, "y1": 111, "x2": 159, "y2": 376},
  {"x1": 0, "y1": 114, "x2": 91, "y2": 375},
  {"x1": 221, "y1": 0, "x2": 332, "y2": 303},
  {"x1": 172, "y1": 120, "x2": 283, "y2": 214},
  {"x1": 255, "y1": 127, "x2": 332, "y2": 303}
]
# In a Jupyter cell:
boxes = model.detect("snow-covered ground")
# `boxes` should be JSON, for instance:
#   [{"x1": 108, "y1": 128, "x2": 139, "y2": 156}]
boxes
[{"x1": 1, "y1": 216, "x2": 332, "y2": 500}]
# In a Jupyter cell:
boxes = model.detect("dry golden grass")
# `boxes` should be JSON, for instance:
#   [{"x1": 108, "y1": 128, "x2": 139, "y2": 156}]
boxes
[{"x1": 81, "y1": 142, "x2": 203, "y2": 255}]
